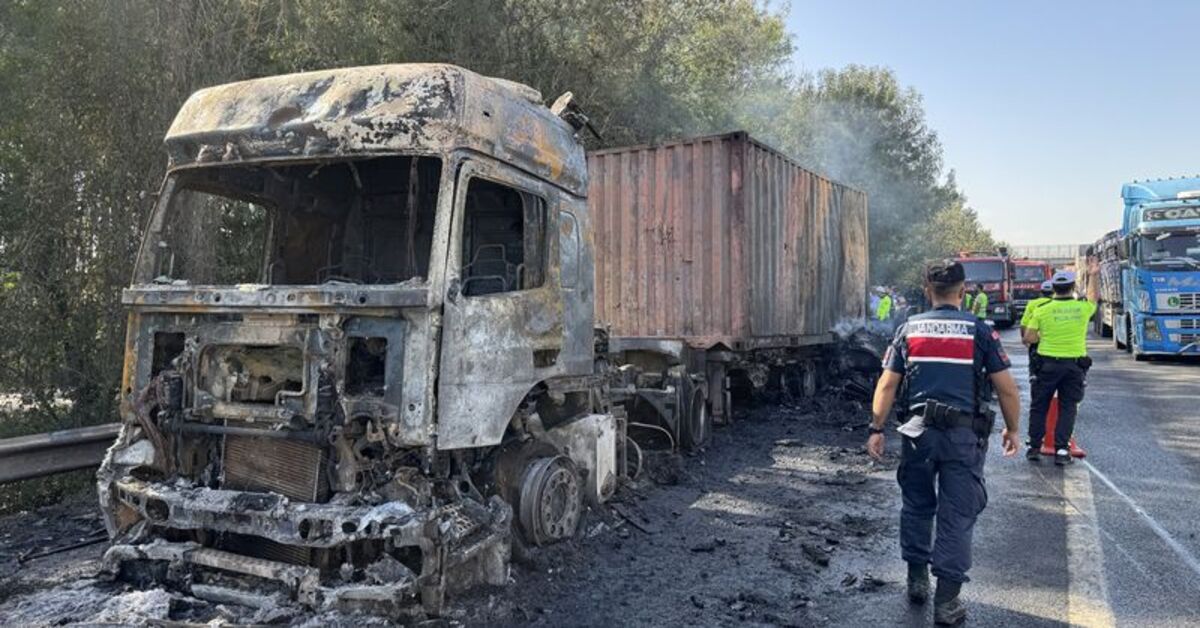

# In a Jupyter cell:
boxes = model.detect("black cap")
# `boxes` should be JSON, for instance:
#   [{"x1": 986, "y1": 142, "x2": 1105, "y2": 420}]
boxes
[{"x1": 926, "y1": 259, "x2": 966, "y2": 285}]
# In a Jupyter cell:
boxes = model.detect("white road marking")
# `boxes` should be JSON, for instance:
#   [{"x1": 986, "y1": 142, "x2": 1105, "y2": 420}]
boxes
[
  {"x1": 1062, "y1": 466, "x2": 1116, "y2": 628},
  {"x1": 1082, "y1": 459, "x2": 1200, "y2": 583}
]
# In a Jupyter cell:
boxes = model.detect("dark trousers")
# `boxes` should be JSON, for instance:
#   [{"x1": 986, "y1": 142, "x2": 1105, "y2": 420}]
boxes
[
  {"x1": 1027, "y1": 344, "x2": 1042, "y2": 382},
  {"x1": 1028, "y1": 358, "x2": 1086, "y2": 449},
  {"x1": 898, "y1": 427, "x2": 989, "y2": 583}
]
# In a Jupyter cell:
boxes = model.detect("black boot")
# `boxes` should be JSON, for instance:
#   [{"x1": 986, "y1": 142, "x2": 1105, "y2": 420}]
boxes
[
  {"x1": 1026, "y1": 446, "x2": 1041, "y2": 461},
  {"x1": 906, "y1": 562, "x2": 930, "y2": 604},
  {"x1": 934, "y1": 579, "x2": 966, "y2": 625}
]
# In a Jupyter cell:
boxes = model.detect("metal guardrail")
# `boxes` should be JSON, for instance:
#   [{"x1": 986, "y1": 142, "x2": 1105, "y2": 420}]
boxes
[{"x1": 0, "y1": 423, "x2": 120, "y2": 484}]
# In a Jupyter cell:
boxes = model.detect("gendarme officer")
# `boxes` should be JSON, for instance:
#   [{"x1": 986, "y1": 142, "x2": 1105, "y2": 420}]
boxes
[{"x1": 867, "y1": 259, "x2": 1022, "y2": 625}]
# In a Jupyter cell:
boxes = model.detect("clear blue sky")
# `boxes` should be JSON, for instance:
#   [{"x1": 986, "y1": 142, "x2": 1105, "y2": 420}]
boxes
[{"x1": 785, "y1": 0, "x2": 1200, "y2": 246}]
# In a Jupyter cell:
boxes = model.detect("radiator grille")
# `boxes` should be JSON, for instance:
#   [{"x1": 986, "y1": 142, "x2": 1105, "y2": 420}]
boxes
[
  {"x1": 223, "y1": 434, "x2": 329, "y2": 503},
  {"x1": 218, "y1": 532, "x2": 312, "y2": 566}
]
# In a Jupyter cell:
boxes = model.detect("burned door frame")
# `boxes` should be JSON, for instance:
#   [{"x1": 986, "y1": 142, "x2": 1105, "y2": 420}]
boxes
[{"x1": 437, "y1": 157, "x2": 571, "y2": 450}]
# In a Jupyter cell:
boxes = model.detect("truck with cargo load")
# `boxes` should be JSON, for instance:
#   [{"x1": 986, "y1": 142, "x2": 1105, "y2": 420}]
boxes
[
  {"x1": 1105, "y1": 178, "x2": 1200, "y2": 359},
  {"x1": 95, "y1": 64, "x2": 868, "y2": 617},
  {"x1": 1081, "y1": 230, "x2": 1121, "y2": 338}
]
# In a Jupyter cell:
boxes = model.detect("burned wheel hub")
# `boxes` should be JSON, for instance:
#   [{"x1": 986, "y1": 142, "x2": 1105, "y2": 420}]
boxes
[{"x1": 517, "y1": 456, "x2": 582, "y2": 546}]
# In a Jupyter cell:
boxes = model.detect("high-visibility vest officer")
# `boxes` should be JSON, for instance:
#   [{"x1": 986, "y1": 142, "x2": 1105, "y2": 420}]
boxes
[
  {"x1": 1022, "y1": 271, "x2": 1095, "y2": 465},
  {"x1": 1020, "y1": 280, "x2": 1055, "y2": 378},
  {"x1": 877, "y1": 291, "x2": 894, "y2": 321},
  {"x1": 963, "y1": 284, "x2": 988, "y2": 319},
  {"x1": 1019, "y1": 280, "x2": 1054, "y2": 337},
  {"x1": 867, "y1": 259, "x2": 1021, "y2": 625}
]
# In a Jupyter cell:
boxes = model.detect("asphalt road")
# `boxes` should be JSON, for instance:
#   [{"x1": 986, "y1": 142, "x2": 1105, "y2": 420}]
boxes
[
  {"x1": 957, "y1": 328, "x2": 1200, "y2": 627},
  {"x1": 826, "y1": 327, "x2": 1200, "y2": 627},
  {"x1": 3, "y1": 327, "x2": 1198, "y2": 627}
]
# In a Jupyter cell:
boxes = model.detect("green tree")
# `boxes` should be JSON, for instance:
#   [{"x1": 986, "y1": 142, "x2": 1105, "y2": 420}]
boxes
[
  {"x1": 0, "y1": 0, "x2": 792, "y2": 431},
  {"x1": 739, "y1": 65, "x2": 1000, "y2": 288}
]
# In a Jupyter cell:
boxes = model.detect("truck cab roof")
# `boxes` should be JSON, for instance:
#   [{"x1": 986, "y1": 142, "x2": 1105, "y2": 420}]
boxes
[
  {"x1": 164, "y1": 63, "x2": 587, "y2": 196},
  {"x1": 1122, "y1": 177, "x2": 1200, "y2": 234}
]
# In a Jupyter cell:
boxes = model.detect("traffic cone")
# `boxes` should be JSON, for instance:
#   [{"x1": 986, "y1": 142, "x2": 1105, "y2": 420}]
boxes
[{"x1": 1039, "y1": 396, "x2": 1086, "y2": 458}]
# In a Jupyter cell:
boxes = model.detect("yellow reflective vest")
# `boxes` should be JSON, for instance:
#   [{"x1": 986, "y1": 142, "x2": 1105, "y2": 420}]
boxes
[
  {"x1": 964, "y1": 291, "x2": 988, "y2": 318},
  {"x1": 876, "y1": 294, "x2": 893, "y2": 321}
]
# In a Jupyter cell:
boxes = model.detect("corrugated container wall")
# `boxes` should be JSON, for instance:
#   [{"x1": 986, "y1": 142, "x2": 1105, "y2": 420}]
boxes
[{"x1": 588, "y1": 132, "x2": 868, "y2": 350}]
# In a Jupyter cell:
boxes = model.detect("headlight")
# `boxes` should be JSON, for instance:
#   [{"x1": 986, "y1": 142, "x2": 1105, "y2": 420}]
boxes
[
  {"x1": 1138, "y1": 290, "x2": 1152, "y2": 311},
  {"x1": 1144, "y1": 318, "x2": 1163, "y2": 341}
]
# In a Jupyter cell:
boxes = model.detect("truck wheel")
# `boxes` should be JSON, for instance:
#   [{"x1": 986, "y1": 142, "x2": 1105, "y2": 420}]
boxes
[
  {"x1": 678, "y1": 383, "x2": 710, "y2": 452},
  {"x1": 1131, "y1": 326, "x2": 1149, "y2": 361},
  {"x1": 1114, "y1": 317, "x2": 1126, "y2": 350},
  {"x1": 517, "y1": 456, "x2": 583, "y2": 546},
  {"x1": 780, "y1": 364, "x2": 803, "y2": 399},
  {"x1": 801, "y1": 361, "x2": 818, "y2": 398}
]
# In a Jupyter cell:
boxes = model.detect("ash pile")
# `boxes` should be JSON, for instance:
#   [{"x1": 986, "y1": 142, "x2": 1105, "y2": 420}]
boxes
[{"x1": 828, "y1": 320, "x2": 890, "y2": 403}]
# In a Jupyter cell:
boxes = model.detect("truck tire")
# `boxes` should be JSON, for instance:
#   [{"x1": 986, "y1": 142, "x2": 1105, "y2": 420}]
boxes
[
  {"x1": 1114, "y1": 314, "x2": 1126, "y2": 350},
  {"x1": 1131, "y1": 324, "x2": 1149, "y2": 362},
  {"x1": 678, "y1": 380, "x2": 710, "y2": 452}
]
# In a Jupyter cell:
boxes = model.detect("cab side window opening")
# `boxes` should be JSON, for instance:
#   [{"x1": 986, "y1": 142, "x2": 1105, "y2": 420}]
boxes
[
  {"x1": 144, "y1": 156, "x2": 442, "y2": 286},
  {"x1": 460, "y1": 178, "x2": 547, "y2": 297}
]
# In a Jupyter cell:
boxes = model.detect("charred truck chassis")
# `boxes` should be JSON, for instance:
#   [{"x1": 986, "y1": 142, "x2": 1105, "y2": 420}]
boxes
[{"x1": 97, "y1": 64, "x2": 751, "y2": 618}]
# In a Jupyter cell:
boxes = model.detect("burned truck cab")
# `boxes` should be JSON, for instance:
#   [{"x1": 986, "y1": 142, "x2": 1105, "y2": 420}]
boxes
[{"x1": 98, "y1": 64, "x2": 609, "y2": 615}]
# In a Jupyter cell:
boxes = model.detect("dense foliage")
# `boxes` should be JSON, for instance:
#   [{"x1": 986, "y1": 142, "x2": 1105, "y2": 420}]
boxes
[{"x1": 0, "y1": 0, "x2": 997, "y2": 431}]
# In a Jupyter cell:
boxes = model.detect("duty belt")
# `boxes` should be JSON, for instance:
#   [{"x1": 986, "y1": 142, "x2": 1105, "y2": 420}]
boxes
[{"x1": 913, "y1": 400, "x2": 994, "y2": 438}]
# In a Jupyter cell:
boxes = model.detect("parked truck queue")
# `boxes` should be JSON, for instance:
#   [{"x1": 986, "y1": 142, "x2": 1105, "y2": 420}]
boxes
[{"x1": 1077, "y1": 177, "x2": 1200, "y2": 360}]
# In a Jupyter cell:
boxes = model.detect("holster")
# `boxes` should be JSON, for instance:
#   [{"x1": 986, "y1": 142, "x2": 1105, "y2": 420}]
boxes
[{"x1": 918, "y1": 400, "x2": 994, "y2": 439}]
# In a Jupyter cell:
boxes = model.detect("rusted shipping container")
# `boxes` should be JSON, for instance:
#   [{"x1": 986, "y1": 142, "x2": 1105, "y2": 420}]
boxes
[{"x1": 588, "y1": 131, "x2": 868, "y2": 350}]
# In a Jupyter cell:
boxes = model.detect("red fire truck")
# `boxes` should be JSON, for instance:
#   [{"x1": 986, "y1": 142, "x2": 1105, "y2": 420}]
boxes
[
  {"x1": 1011, "y1": 259, "x2": 1054, "y2": 320},
  {"x1": 956, "y1": 249, "x2": 1014, "y2": 327}
]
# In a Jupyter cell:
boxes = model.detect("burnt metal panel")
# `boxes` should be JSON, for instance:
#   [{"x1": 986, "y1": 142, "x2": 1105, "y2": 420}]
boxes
[
  {"x1": 588, "y1": 132, "x2": 868, "y2": 349},
  {"x1": 164, "y1": 64, "x2": 587, "y2": 197}
]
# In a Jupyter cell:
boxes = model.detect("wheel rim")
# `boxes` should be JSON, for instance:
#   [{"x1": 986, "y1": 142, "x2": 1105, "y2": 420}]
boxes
[{"x1": 518, "y1": 456, "x2": 582, "y2": 545}]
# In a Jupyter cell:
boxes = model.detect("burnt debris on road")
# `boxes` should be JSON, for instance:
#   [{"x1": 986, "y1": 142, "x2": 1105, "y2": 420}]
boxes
[{"x1": 0, "y1": 384, "x2": 906, "y2": 626}]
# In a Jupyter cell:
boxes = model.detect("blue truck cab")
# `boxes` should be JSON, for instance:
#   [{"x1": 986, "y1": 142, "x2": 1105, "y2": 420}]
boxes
[{"x1": 1114, "y1": 177, "x2": 1200, "y2": 358}]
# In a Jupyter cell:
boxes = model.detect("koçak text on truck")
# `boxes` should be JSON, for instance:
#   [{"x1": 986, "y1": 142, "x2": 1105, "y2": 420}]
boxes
[
  {"x1": 94, "y1": 64, "x2": 869, "y2": 617},
  {"x1": 1104, "y1": 177, "x2": 1200, "y2": 359}
]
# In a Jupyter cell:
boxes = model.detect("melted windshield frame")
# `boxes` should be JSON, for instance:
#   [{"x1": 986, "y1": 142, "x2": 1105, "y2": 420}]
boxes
[{"x1": 133, "y1": 156, "x2": 445, "y2": 286}]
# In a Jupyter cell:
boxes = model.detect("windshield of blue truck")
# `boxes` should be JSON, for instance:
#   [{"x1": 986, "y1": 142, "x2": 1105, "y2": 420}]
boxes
[
  {"x1": 961, "y1": 260, "x2": 1005, "y2": 283},
  {"x1": 1136, "y1": 232, "x2": 1200, "y2": 271}
]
